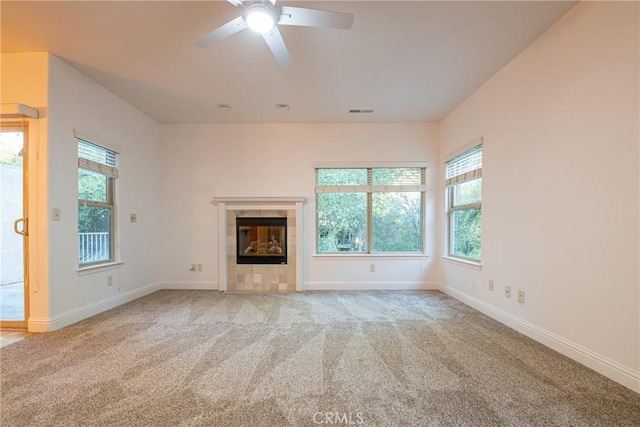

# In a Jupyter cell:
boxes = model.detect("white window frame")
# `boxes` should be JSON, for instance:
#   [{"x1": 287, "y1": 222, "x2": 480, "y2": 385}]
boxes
[
  {"x1": 315, "y1": 163, "x2": 428, "y2": 256},
  {"x1": 445, "y1": 142, "x2": 483, "y2": 264},
  {"x1": 75, "y1": 129, "x2": 120, "y2": 270}
]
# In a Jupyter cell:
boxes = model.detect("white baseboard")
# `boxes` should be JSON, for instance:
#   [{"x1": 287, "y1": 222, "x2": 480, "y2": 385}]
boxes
[
  {"x1": 28, "y1": 282, "x2": 161, "y2": 332},
  {"x1": 158, "y1": 281, "x2": 219, "y2": 290},
  {"x1": 304, "y1": 281, "x2": 440, "y2": 291},
  {"x1": 440, "y1": 284, "x2": 640, "y2": 394}
]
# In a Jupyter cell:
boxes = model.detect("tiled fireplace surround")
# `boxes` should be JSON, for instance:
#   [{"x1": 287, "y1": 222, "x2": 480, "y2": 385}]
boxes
[{"x1": 212, "y1": 198, "x2": 306, "y2": 292}]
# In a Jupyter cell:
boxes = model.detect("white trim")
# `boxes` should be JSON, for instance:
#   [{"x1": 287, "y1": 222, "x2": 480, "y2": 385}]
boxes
[
  {"x1": 442, "y1": 256, "x2": 482, "y2": 270},
  {"x1": 314, "y1": 253, "x2": 428, "y2": 260},
  {"x1": 211, "y1": 197, "x2": 307, "y2": 204},
  {"x1": 225, "y1": 204, "x2": 299, "y2": 211},
  {"x1": 27, "y1": 282, "x2": 160, "y2": 332},
  {"x1": 305, "y1": 281, "x2": 439, "y2": 291},
  {"x1": 316, "y1": 184, "x2": 427, "y2": 193},
  {"x1": 76, "y1": 261, "x2": 124, "y2": 276},
  {"x1": 73, "y1": 128, "x2": 121, "y2": 154},
  {"x1": 314, "y1": 161, "x2": 430, "y2": 169},
  {"x1": 0, "y1": 103, "x2": 39, "y2": 119},
  {"x1": 158, "y1": 281, "x2": 219, "y2": 290},
  {"x1": 440, "y1": 284, "x2": 640, "y2": 394},
  {"x1": 295, "y1": 201, "x2": 304, "y2": 291},
  {"x1": 217, "y1": 202, "x2": 228, "y2": 291}
]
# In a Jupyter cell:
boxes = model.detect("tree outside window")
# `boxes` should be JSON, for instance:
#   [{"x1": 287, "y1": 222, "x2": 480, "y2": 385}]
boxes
[{"x1": 316, "y1": 167, "x2": 426, "y2": 254}]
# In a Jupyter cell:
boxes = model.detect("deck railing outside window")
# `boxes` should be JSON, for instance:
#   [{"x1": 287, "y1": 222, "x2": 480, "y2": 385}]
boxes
[{"x1": 78, "y1": 232, "x2": 110, "y2": 264}]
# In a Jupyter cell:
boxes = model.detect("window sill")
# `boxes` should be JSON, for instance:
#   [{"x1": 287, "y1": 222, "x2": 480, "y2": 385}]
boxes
[
  {"x1": 442, "y1": 256, "x2": 482, "y2": 270},
  {"x1": 313, "y1": 253, "x2": 429, "y2": 260},
  {"x1": 77, "y1": 261, "x2": 124, "y2": 276}
]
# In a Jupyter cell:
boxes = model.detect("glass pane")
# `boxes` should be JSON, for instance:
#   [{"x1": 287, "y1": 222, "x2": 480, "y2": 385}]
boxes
[
  {"x1": 317, "y1": 193, "x2": 367, "y2": 252},
  {"x1": 0, "y1": 131, "x2": 23, "y2": 168},
  {"x1": 372, "y1": 168, "x2": 423, "y2": 186},
  {"x1": 316, "y1": 169, "x2": 367, "y2": 186},
  {"x1": 452, "y1": 178, "x2": 481, "y2": 207},
  {"x1": 78, "y1": 205, "x2": 112, "y2": 264},
  {"x1": 451, "y1": 208, "x2": 482, "y2": 260},
  {"x1": 1, "y1": 130, "x2": 25, "y2": 321},
  {"x1": 372, "y1": 192, "x2": 422, "y2": 252},
  {"x1": 78, "y1": 169, "x2": 108, "y2": 202}
]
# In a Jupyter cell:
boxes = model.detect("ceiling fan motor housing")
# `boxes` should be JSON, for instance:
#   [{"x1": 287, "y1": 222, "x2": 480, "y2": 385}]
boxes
[{"x1": 244, "y1": 2, "x2": 281, "y2": 33}]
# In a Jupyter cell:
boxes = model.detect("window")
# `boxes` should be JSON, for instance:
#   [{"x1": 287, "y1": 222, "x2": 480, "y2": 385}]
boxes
[
  {"x1": 445, "y1": 144, "x2": 482, "y2": 262},
  {"x1": 77, "y1": 137, "x2": 118, "y2": 266},
  {"x1": 316, "y1": 166, "x2": 426, "y2": 254}
]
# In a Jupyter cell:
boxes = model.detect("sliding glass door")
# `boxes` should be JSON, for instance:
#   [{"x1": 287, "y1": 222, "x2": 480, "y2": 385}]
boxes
[{"x1": 0, "y1": 124, "x2": 28, "y2": 328}]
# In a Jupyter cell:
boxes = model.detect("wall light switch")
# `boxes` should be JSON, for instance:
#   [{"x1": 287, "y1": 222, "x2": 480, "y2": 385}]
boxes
[
  {"x1": 53, "y1": 208, "x2": 61, "y2": 221},
  {"x1": 129, "y1": 213, "x2": 137, "y2": 223}
]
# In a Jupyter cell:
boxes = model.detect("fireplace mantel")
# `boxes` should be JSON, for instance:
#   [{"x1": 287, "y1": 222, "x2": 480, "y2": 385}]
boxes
[
  {"x1": 211, "y1": 197, "x2": 307, "y2": 204},
  {"x1": 212, "y1": 197, "x2": 306, "y2": 292}
]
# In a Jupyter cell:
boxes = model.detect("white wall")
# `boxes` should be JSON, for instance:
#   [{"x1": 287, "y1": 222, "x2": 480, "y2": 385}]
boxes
[
  {"x1": 159, "y1": 123, "x2": 440, "y2": 290},
  {"x1": 43, "y1": 55, "x2": 163, "y2": 326},
  {"x1": 438, "y1": 1, "x2": 639, "y2": 391}
]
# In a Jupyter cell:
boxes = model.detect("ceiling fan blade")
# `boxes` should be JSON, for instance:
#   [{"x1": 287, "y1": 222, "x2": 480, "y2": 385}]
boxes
[
  {"x1": 196, "y1": 16, "x2": 247, "y2": 48},
  {"x1": 278, "y1": 6, "x2": 354, "y2": 30},
  {"x1": 227, "y1": 0, "x2": 243, "y2": 6},
  {"x1": 261, "y1": 26, "x2": 293, "y2": 68}
]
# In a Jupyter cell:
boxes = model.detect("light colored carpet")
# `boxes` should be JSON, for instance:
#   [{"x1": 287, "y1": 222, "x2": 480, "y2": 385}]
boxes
[{"x1": 1, "y1": 290, "x2": 639, "y2": 426}]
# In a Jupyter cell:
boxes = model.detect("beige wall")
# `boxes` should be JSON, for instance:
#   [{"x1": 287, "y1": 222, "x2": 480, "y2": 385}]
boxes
[
  {"x1": 159, "y1": 123, "x2": 440, "y2": 290},
  {"x1": 439, "y1": 1, "x2": 639, "y2": 391}
]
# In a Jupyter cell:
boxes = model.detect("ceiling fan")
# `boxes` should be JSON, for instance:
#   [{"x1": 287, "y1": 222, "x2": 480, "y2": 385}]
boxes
[{"x1": 196, "y1": 0, "x2": 354, "y2": 67}]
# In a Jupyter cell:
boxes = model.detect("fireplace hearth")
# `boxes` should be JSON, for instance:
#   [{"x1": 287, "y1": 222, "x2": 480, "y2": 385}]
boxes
[{"x1": 212, "y1": 197, "x2": 306, "y2": 292}]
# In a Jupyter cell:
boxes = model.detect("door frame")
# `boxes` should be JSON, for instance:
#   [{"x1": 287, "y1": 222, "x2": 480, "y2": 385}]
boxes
[{"x1": 0, "y1": 122, "x2": 29, "y2": 329}]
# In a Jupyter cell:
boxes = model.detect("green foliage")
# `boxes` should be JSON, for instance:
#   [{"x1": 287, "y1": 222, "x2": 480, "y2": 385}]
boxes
[
  {"x1": 449, "y1": 177, "x2": 482, "y2": 260},
  {"x1": 372, "y1": 192, "x2": 421, "y2": 252},
  {"x1": 317, "y1": 192, "x2": 367, "y2": 252},
  {"x1": 78, "y1": 169, "x2": 111, "y2": 233},
  {"x1": 451, "y1": 209, "x2": 482, "y2": 260},
  {"x1": 0, "y1": 151, "x2": 22, "y2": 167},
  {"x1": 316, "y1": 167, "x2": 423, "y2": 253}
]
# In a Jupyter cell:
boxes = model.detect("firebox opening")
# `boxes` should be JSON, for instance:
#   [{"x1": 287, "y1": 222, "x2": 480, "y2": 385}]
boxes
[{"x1": 237, "y1": 217, "x2": 287, "y2": 265}]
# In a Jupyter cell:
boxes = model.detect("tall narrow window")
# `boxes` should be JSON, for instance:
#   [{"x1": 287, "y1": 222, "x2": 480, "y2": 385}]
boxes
[
  {"x1": 77, "y1": 137, "x2": 118, "y2": 266},
  {"x1": 316, "y1": 166, "x2": 426, "y2": 254},
  {"x1": 446, "y1": 144, "x2": 482, "y2": 262}
]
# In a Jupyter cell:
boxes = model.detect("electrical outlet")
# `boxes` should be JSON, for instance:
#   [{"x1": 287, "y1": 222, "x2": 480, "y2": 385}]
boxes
[
  {"x1": 197, "y1": 264, "x2": 203, "y2": 271},
  {"x1": 107, "y1": 275, "x2": 113, "y2": 286},
  {"x1": 370, "y1": 264, "x2": 375, "y2": 273},
  {"x1": 518, "y1": 290, "x2": 525, "y2": 304},
  {"x1": 489, "y1": 279, "x2": 494, "y2": 291},
  {"x1": 129, "y1": 213, "x2": 137, "y2": 223},
  {"x1": 505, "y1": 285, "x2": 512, "y2": 298},
  {"x1": 190, "y1": 264, "x2": 196, "y2": 271}
]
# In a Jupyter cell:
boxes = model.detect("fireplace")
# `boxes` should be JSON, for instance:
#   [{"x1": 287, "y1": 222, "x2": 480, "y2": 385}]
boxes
[{"x1": 236, "y1": 217, "x2": 287, "y2": 265}]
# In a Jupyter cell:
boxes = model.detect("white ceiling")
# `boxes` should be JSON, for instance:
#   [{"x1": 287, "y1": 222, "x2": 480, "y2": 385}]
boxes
[{"x1": 1, "y1": 1, "x2": 577, "y2": 124}]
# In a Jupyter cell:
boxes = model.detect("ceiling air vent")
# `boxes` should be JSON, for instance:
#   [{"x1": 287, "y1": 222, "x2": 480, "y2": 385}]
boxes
[{"x1": 348, "y1": 109, "x2": 374, "y2": 114}]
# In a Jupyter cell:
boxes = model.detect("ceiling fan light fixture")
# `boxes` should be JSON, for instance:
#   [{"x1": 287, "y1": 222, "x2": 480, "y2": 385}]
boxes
[{"x1": 245, "y1": 4, "x2": 275, "y2": 34}]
